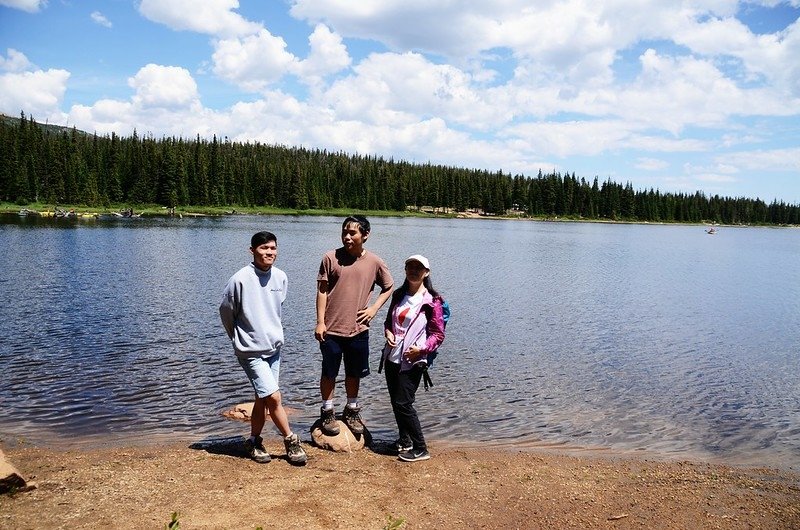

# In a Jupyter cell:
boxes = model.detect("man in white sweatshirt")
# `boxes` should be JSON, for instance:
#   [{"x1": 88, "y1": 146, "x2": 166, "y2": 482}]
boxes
[{"x1": 220, "y1": 231, "x2": 307, "y2": 465}]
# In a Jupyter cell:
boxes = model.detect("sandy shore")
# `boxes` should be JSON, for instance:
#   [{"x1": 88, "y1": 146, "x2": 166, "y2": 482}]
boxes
[{"x1": 1, "y1": 436, "x2": 798, "y2": 529}]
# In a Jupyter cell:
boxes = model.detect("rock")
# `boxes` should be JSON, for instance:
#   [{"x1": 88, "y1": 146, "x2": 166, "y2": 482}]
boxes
[
  {"x1": 221, "y1": 402, "x2": 300, "y2": 422},
  {"x1": 0, "y1": 448, "x2": 36, "y2": 494},
  {"x1": 310, "y1": 419, "x2": 371, "y2": 452},
  {"x1": 222, "y1": 402, "x2": 256, "y2": 422}
]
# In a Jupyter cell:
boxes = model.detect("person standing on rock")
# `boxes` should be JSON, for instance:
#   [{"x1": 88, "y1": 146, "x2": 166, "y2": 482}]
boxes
[
  {"x1": 380, "y1": 255, "x2": 445, "y2": 462},
  {"x1": 220, "y1": 231, "x2": 307, "y2": 465},
  {"x1": 315, "y1": 215, "x2": 394, "y2": 436}
]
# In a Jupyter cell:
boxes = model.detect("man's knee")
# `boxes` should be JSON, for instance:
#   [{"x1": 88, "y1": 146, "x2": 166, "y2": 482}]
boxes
[{"x1": 265, "y1": 390, "x2": 282, "y2": 408}]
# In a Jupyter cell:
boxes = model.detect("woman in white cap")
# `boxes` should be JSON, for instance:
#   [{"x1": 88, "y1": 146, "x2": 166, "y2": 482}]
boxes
[{"x1": 380, "y1": 254, "x2": 446, "y2": 462}]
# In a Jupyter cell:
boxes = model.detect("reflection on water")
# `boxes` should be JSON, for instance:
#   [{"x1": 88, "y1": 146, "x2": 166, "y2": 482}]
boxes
[{"x1": 0, "y1": 215, "x2": 799, "y2": 470}]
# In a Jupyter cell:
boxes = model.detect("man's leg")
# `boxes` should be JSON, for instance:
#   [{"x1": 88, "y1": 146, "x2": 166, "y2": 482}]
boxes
[
  {"x1": 344, "y1": 375, "x2": 360, "y2": 401},
  {"x1": 266, "y1": 391, "x2": 308, "y2": 465},
  {"x1": 237, "y1": 354, "x2": 278, "y2": 464},
  {"x1": 250, "y1": 395, "x2": 268, "y2": 438},
  {"x1": 265, "y1": 391, "x2": 290, "y2": 437},
  {"x1": 341, "y1": 332, "x2": 369, "y2": 434},
  {"x1": 319, "y1": 337, "x2": 343, "y2": 435},
  {"x1": 320, "y1": 375, "x2": 336, "y2": 401}
]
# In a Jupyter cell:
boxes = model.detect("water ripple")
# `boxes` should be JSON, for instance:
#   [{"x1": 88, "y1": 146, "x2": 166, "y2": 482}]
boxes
[{"x1": 1, "y1": 216, "x2": 799, "y2": 470}]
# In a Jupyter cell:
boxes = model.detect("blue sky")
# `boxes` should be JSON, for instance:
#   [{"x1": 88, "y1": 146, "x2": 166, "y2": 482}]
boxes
[{"x1": 1, "y1": 0, "x2": 799, "y2": 204}]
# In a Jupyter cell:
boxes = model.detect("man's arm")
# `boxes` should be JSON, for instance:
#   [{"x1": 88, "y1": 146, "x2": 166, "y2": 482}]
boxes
[
  {"x1": 314, "y1": 279, "x2": 328, "y2": 342},
  {"x1": 356, "y1": 283, "x2": 394, "y2": 325},
  {"x1": 219, "y1": 280, "x2": 237, "y2": 339}
]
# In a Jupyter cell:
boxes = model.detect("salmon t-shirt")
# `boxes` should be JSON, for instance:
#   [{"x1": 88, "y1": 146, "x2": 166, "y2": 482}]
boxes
[{"x1": 317, "y1": 248, "x2": 394, "y2": 337}]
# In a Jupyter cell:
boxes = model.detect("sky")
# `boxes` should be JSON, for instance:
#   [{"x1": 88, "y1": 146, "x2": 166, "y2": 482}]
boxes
[{"x1": 1, "y1": 1, "x2": 799, "y2": 205}]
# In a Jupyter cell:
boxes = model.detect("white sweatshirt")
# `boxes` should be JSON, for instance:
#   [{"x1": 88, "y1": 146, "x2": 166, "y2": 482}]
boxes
[{"x1": 219, "y1": 263, "x2": 287, "y2": 357}]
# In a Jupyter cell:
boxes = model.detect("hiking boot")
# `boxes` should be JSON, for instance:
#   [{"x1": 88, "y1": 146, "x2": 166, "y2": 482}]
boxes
[
  {"x1": 342, "y1": 405, "x2": 365, "y2": 434},
  {"x1": 320, "y1": 407, "x2": 340, "y2": 436},
  {"x1": 392, "y1": 439, "x2": 413, "y2": 454},
  {"x1": 284, "y1": 433, "x2": 307, "y2": 465},
  {"x1": 244, "y1": 436, "x2": 271, "y2": 463},
  {"x1": 398, "y1": 447, "x2": 430, "y2": 462}
]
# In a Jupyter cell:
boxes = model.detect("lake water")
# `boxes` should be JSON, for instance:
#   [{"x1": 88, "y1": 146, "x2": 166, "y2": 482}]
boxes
[{"x1": 1, "y1": 214, "x2": 798, "y2": 471}]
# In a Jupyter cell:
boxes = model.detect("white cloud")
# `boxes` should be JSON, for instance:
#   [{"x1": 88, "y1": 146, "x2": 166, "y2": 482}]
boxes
[
  {"x1": 695, "y1": 173, "x2": 739, "y2": 186},
  {"x1": 288, "y1": 1, "x2": 800, "y2": 95},
  {"x1": 0, "y1": 0, "x2": 45, "y2": 13},
  {"x1": 721, "y1": 147, "x2": 800, "y2": 171},
  {"x1": 69, "y1": 99, "x2": 133, "y2": 135},
  {"x1": 0, "y1": 59, "x2": 69, "y2": 119},
  {"x1": 635, "y1": 158, "x2": 669, "y2": 171},
  {"x1": 90, "y1": 11, "x2": 112, "y2": 28},
  {"x1": 673, "y1": 14, "x2": 800, "y2": 97},
  {"x1": 128, "y1": 64, "x2": 200, "y2": 109},
  {"x1": 0, "y1": 48, "x2": 32, "y2": 72},
  {"x1": 138, "y1": 0, "x2": 261, "y2": 38},
  {"x1": 599, "y1": 48, "x2": 799, "y2": 135},
  {"x1": 212, "y1": 30, "x2": 297, "y2": 91},
  {"x1": 65, "y1": 65, "x2": 223, "y2": 137},
  {"x1": 323, "y1": 52, "x2": 505, "y2": 130},
  {"x1": 285, "y1": 1, "x2": 676, "y2": 84},
  {"x1": 68, "y1": 99, "x2": 223, "y2": 138},
  {"x1": 292, "y1": 24, "x2": 351, "y2": 84}
]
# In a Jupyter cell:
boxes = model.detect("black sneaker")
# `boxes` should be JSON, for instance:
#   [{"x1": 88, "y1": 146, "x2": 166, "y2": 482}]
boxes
[
  {"x1": 284, "y1": 433, "x2": 307, "y2": 465},
  {"x1": 244, "y1": 436, "x2": 271, "y2": 463},
  {"x1": 392, "y1": 439, "x2": 413, "y2": 454},
  {"x1": 398, "y1": 448, "x2": 430, "y2": 462},
  {"x1": 342, "y1": 405, "x2": 365, "y2": 434},
  {"x1": 320, "y1": 407, "x2": 340, "y2": 436}
]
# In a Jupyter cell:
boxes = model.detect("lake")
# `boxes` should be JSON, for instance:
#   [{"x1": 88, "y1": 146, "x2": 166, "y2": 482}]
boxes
[{"x1": 1, "y1": 214, "x2": 798, "y2": 471}]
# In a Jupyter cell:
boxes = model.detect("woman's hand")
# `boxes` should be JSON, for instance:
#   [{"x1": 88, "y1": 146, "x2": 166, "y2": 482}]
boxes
[
  {"x1": 404, "y1": 345, "x2": 423, "y2": 362},
  {"x1": 385, "y1": 330, "x2": 397, "y2": 347}
]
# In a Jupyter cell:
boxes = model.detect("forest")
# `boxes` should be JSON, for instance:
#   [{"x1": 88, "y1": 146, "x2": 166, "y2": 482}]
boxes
[{"x1": 2, "y1": 112, "x2": 798, "y2": 225}]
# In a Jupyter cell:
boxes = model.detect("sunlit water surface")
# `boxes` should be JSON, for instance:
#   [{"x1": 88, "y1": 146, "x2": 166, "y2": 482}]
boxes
[{"x1": 1, "y1": 215, "x2": 798, "y2": 470}]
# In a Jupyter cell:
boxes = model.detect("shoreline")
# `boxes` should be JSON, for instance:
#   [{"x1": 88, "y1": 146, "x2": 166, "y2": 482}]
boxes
[
  {"x1": 3, "y1": 203, "x2": 798, "y2": 228},
  {"x1": 2, "y1": 438, "x2": 798, "y2": 529},
  {"x1": 2, "y1": 419, "x2": 796, "y2": 475}
]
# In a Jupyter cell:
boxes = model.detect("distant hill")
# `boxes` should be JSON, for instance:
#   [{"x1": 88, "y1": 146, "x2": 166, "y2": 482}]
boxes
[{"x1": 1, "y1": 113, "x2": 88, "y2": 137}]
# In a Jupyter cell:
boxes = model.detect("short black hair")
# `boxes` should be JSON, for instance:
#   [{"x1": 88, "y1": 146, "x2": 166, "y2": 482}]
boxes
[
  {"x1": 251, "y1": 231, "x2": 277, "y2": 248},
  {"x1": 342, "y1": 215, "x2": 370, "y2": 236}
]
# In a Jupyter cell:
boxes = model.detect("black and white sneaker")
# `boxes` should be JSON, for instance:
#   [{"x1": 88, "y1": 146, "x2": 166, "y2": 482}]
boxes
[
  {"x1": 284, "y1": 433, "x2": 307, "y2": 465},
  {"x1": 392, "y1": 439, "x2": 413, "y2": 454},
  {"x1": 244, "y1": 436, "x2": 271, "y2": 463},
  {"x1": 398, "y1": 448, "x2": 430, "y2": 462}
]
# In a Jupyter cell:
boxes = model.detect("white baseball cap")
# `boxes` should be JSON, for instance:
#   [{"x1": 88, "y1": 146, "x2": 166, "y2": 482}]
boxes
[{"x1": 405, "y1": 254, "x2": 430, "y2": 270}]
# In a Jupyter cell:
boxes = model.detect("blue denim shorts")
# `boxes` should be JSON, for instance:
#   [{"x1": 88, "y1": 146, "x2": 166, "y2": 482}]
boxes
[
  {"x1": 320, "y1": 331, "x2": 370, "y2": 379},
  {"x1": 237, "y1": 349, "x2": 281, "y2": 398}
]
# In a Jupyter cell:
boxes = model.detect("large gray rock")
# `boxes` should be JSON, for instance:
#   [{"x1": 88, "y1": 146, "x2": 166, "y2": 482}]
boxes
[
  {"x1": 1, "y1": 448, "x2": 36, "y2": 494},
  {"x1": 310, "y1": 419, "x2": 372, "y2": 452}
]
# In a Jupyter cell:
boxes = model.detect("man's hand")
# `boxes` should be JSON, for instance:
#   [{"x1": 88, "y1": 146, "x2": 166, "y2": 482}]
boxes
[
  {"x1": 356, "y1": 306, "x2": 377, "y2": 326},
  {"x1": 385, "y1": 330, "x2": 397, "y2": 347},
  {"x1": 315, "y1": 322, "x2": 327, "y2": 342}
]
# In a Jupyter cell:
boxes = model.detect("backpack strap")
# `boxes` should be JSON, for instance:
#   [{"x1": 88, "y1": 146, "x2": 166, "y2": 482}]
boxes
[{"x1": 422, "y1": 365, "x2": 433, "y2": 390}]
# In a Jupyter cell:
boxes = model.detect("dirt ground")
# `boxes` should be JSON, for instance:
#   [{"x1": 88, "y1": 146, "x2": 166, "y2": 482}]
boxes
[{"x1": 1, "y1": 436, "x2": 798, "y2": 530}]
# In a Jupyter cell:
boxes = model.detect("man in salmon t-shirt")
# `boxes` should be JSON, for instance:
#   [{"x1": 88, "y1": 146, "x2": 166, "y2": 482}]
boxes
[{"x1": 315, "y1": 215, "x2": 394, "y2": 436}]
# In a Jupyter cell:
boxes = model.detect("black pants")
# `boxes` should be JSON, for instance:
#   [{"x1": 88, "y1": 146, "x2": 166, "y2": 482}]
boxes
[{"x1": 384, "y1": 360, "x2": 426, "y2": 451}]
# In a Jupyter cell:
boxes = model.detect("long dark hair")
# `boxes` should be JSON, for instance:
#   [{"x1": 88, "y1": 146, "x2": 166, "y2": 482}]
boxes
[{"x1": 391, "y1": 276, "x2": 440, "y2": 305}]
